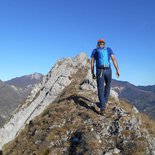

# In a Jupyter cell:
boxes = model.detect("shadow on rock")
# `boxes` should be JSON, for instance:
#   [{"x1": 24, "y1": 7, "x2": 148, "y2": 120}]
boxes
[
  {"x1": 96, "y1": 102, "x2": 101, "y2": 109},
  {"x1": 68, "y1": 130, "x2": 87, "y2": 155},
  {"x1": 62, "y1": 95, "x2": 100, "y2": 114}
]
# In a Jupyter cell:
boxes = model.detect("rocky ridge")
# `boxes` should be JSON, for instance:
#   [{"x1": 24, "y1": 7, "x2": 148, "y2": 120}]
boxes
[{"x1": 1, "y1": 53, "x2": 155, "y2": 155}]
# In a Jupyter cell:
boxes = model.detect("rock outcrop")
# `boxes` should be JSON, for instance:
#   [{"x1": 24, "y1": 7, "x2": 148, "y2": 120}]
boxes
[{"x1": 1, "y1": 53, "x2": 155, "y2": 155}]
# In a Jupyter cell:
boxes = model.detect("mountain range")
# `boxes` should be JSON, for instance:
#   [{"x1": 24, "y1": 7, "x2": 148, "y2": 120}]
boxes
[
  {"x1": 138, "y1": 85, "x2": 155, "y2": 93},
  {"x1": 111, "y1": 80, "x2": 155, "y2": 119}
]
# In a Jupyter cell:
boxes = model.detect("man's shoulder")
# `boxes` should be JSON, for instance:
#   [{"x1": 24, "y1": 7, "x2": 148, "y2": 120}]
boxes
[
  {"x1": 91, "y1": 48, "x2": 97, "y2": 58},
  {"x1": 93, "y1": 48, "x2": 97, "y2": 51},
  {"x1": 106, "y1": 47, "x2": 114, "y2": 55},
  {"x1": 106, "y1": 47, "x2": 112, "y2": 51}
]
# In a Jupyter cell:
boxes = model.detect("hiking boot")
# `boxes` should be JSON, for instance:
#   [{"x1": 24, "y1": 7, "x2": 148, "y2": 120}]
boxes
[{"x1": 100, "y1": 109, "x2": 105, "y2": 116}]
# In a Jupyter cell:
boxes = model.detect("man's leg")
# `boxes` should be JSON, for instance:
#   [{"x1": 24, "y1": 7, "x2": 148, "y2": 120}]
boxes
[
  {"x1": 104, "y1": 68, "x2": 112, "y2": 104},
  {"x1": 97, "y1": 69, "x2": 106, "y2": 110}
]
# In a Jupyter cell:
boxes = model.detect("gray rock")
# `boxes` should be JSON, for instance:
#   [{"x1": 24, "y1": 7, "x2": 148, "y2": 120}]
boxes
[
  {"x1": 132, "y1": 105, "x2": 139, "y2": 113},
  {"x1": 147, "y1": 137, "x2": 155, "y2": 155},
  {"x1": 105, "y1": 148, "x2": 120, "y2": 155}
]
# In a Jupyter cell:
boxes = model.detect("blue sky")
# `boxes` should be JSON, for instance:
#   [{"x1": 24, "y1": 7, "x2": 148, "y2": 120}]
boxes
[{"x1": 0, "y1": 0, "x2": 155, "y2": 86}]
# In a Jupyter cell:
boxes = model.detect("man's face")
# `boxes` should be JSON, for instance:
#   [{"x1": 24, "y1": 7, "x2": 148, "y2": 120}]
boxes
[{"x1": 99, "y1": 42, "x2": 105, "y2": 48}]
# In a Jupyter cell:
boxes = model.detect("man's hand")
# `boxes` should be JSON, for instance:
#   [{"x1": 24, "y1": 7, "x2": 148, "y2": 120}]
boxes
[
  {"x1": 91, "y1": 57, "x2": 96, "y2": 79},
  {"x1": 111, "y1": 55, "x2": 120, "y2": 78},
  {"x1": 116, "y1": 69, "x2": 120, "y2": 78},
  {"x1": 92, "y1": 73, "x2": 96, "y2": 79}
]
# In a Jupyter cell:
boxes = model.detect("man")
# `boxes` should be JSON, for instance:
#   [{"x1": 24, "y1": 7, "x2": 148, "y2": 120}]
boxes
[{"x1": 91, "y1": 39, "x2": 120, "y2": 115}]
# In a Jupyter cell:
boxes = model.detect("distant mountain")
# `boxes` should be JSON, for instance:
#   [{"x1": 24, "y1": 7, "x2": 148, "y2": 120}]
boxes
[
  {"x1": 138, "y1": 85, "x2": 155, "y2": 93},
  {"x1": 111, "y1": 79, "x2": 155, "y2": 119},
  {"x1": 0, "y1": 73, "x2": 43, "y2": 127},
  {"x1": 0, "y1": 80, "x2": 23, "y2": 127},
  {"x1": 6, "y1": 72, "x2": 43, "y2": 95},
  {"x1": 5, "y1": 72, "x2": 44, "y2": 98},
  {"x1": 6, "y1": 72, "x2": 43, "y2": 87}
]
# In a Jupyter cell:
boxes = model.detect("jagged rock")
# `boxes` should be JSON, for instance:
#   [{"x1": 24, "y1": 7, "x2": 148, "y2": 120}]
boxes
[
  {"x1": 110, "y1": 89, "x2": 119, "y2": 101},
  {"x1": 105, "y1": 148, "x2": 120, "y2": 155},
  {"x1": 80, "y1": 69, "x2": 97, "y2": 91},
  {"x1": 147, "y1": 137, "x2": 155, "y2": 155},
  {"x1": 132, "y1": 105, "x2": 139, "y2": 113}
]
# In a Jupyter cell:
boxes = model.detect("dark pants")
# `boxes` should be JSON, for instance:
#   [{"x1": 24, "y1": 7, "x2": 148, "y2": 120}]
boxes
[{"x1": 96, "y1": 67, "x2": 112, "y2": 110}]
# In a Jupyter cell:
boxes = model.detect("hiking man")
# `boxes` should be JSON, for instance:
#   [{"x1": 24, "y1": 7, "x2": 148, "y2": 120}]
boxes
[{"x1": 91, "y1": 39, "x2": 120, "y2": 115}]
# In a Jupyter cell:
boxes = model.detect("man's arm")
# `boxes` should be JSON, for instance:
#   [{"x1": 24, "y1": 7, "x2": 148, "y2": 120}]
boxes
[
  {"x1": 111, "y1": 54, "x2": 120, "y2": 77},
  {"x1": 91, "y1": 57, "x2": 96, "y2": 79}
]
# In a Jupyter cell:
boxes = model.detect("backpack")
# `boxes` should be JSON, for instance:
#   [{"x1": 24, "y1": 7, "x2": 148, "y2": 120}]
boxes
[{"x1": 96, "y1": 48, "x2": 110, "y2": 68}]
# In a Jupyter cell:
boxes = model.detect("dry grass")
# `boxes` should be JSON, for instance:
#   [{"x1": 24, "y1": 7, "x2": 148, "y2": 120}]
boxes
[
  {"x1": 86, "y1": 138, "x2": 101, "y2": 150},
  {"x1": 118, "y1": 99, "x2": 133, "y2": 113},
  {"x1": 139, "y1": 113, "x2": 155, "y2": 135}
]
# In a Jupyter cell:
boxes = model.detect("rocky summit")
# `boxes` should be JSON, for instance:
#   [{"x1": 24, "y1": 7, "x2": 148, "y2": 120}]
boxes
[{"x1": 1, "y1": 53, "x2": 155, "y2": 155}]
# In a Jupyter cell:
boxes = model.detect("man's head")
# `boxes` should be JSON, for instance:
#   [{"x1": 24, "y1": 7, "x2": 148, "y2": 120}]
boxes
[{"x1": 97, "y1": 39, "x2": 105, "y2": 48}]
